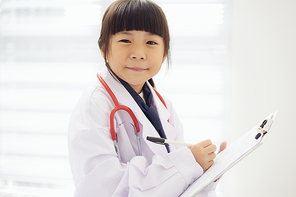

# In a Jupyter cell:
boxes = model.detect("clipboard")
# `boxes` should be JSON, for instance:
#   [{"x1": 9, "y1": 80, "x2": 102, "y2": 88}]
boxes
[{"x1": 180, "y1": 111, "x2": 277, "y2": 197}]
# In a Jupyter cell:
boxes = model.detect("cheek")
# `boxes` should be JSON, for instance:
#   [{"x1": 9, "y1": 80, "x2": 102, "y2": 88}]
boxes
[
  {"x1": 155, "y1": 52, "x2": 165, "y2": 67},
  {"x1": 150, "y1": 58, "x2": 163, "y2": 74},
  {"x1": 108, "y1": 50, "x2": 121, "y2": 65},
  {"x1": 109, "y1": 47, "x2": 126, "y2": 61}
]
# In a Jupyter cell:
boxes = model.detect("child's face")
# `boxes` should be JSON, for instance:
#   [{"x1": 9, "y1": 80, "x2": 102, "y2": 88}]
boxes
[{"x1": 105, "y1": 30, "x2": 166, "y2": 93}]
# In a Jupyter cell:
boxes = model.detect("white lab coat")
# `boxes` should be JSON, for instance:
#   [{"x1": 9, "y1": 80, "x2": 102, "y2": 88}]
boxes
[{"x1": 68, "y1": 67, "x2": 218, "y2": 197}]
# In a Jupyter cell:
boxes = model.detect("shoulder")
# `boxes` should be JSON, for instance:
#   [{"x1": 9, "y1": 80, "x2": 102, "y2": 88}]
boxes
[
  {"x1": 68, "y1": 82, "x2": 114, "y2": 137},
  {"x1": 72, "y1": 83, "x2": 111, "y2": 111},
  {"x1": 88, "y1": 83, "x2": 114, "y2": 109},
  {"x1": 152, "y1": 87, "x2": 174, "y2": 111},
  {"x1": 161, "y1": 95, "x2": 174, "y2": 110}
]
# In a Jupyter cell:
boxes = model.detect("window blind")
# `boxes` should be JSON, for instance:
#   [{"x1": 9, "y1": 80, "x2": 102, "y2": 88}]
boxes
[{"x1": 0, "y1": 0, "x2": 230, "y2": 196}]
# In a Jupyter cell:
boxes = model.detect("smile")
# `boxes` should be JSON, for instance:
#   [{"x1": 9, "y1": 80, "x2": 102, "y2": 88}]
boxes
[{"x1": 126, "y1": 67, "x2": 148, "y2": 72}]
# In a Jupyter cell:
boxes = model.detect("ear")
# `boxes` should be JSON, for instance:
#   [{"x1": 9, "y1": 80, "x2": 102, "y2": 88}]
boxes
[
  {"x1": 98, "y1": 39, "x2": 105, "y2": 58},
  {"x1": 162, "y1": 54, "x2": 167, "y2": 63},
  {"x1": 100, "y1": 48, "x2": 105, "y2": 59}
]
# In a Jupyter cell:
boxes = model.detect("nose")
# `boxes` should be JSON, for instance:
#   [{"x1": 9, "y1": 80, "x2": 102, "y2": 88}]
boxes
[{"x1": 130, "y1": 45, "x2": 146, "y2": 60}]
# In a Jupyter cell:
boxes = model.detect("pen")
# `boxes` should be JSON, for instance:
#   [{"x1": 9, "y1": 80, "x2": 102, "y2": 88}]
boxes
[{"x1": 146, "y1": 136, "x2": 194, "y2": 148}]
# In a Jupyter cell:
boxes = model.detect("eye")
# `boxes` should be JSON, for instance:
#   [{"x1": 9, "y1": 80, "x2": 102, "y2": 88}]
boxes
[
  {"x1": 146, "y1": 41, "x2": 157, "y2": 45},
  {"x1": 119, "y1": 39, "x2": 131, "y2": 43}
]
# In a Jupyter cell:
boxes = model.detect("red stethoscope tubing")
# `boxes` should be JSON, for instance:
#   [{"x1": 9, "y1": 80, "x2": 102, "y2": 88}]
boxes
[{"x1": 97, "y1": 74, "x2": 140, "y2": 141}]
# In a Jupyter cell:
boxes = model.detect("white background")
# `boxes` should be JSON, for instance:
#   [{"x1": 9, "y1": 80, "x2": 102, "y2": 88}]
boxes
[{"x1": 227, "y1": 0, "x2": 296, "y2": 196}]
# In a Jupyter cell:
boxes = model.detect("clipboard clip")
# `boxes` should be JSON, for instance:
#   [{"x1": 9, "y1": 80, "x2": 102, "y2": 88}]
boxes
[{"x1": 255, "y1": 115, "x2": 274, "y2": 139}]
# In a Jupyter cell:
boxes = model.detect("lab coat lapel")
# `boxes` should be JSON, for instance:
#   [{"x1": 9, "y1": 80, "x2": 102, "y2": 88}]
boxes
[
  {"x1": 143, "y1": 83, "x2": 172, "y2": 154},
  {"x1": 148, "y1": 88, "x2": 179, "y2": 152},
  {"x1": 148, "y1": 83, "x2": 170, "y2": 125}
]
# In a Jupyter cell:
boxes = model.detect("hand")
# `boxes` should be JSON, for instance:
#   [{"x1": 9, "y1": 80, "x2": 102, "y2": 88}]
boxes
[{"x1": 190, "y1": 140, "x2": 217, "y2": 171}]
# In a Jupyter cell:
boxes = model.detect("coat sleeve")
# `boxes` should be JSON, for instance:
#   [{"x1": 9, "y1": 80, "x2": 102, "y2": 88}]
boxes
[{"x1": 69, "y1": 129, "x2": 204, "y2": 197}]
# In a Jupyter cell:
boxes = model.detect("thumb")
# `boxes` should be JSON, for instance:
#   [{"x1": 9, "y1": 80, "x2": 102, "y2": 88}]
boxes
[{"x1": 218, "y1": 141, "x2": 227, "y2": 154}]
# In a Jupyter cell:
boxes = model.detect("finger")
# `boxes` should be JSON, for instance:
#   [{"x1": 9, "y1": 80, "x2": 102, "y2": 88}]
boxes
[
  {"x1": 199, "y1": 139, "x2": 212, "y2": 148},
  {"x1": 208, "y1": 152, "x2": 216, "y2": 161},
  {"x1": 218, "y1": 141, "x2": 227, "y2": 154},
  {"x1": 205, "y1": 144, "x2": 217, "y2": 154},
  {"x1": 205, "y1": 160, "x2": 214, "y2": 171}
]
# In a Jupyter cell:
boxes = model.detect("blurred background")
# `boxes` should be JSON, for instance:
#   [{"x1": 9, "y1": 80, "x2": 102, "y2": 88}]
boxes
[{"x1": 0, "y1": 0, "x2": 295, "y2": 196}]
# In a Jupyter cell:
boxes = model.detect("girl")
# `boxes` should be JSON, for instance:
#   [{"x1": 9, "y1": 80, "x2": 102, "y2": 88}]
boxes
[{"x1": 68, "y1": 0, "x2": 227, "y2": 196}]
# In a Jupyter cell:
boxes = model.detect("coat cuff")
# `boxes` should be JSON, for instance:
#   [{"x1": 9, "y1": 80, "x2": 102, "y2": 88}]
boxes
[{"x1": 167, "y1": 147, "x2": 203, "y2": 187}]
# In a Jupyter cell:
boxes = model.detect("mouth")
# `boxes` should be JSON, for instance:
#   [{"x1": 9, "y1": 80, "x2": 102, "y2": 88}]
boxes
[{"x1": 126, "y1": 67, "x2": 148, "y2": 72}]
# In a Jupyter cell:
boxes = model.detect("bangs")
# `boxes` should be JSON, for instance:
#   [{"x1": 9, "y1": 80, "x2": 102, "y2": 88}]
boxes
[{"x1": 110, "y1": 0, "x2": 166, "y2": 36}]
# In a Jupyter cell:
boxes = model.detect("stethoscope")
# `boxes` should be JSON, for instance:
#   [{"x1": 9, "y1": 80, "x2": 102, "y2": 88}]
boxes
[
  {"x1": 97, "y1": 73, "x2": 168, "y2": 162},
  {"x1": 97, "y1": 74, "x2": 141, "y2": 162}
]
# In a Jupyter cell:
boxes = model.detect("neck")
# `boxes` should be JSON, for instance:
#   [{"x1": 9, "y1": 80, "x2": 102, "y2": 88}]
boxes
[{"x1": 129, "y1": 84, "x2": 144, "y2": 94}]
